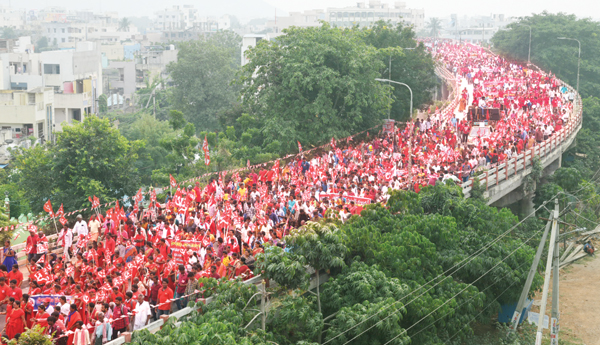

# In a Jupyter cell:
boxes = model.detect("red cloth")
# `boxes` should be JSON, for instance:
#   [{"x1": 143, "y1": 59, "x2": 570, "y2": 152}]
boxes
[{"x1": 6, "y1": 307, "x2": 24, "y2": 340}]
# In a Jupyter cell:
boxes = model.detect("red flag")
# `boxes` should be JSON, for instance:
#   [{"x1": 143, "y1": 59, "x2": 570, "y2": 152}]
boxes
[
  {"x1": 150, "y1": 189, "x2": 157, "y2": 203},
  {"x1": 43, "y1": 200, "x2": 54, "y2": 217},
  {"x1": 202, "y1": 135, "x2": 209, "y2": 153},
  {"x1": 57, "y1": 204, "x2": 64, "y2": 217},
  {"x1": 331, "y1": 137, "x2": 337, "y2": 149},
  {"x1": 32, "y1": 268, "x2": 51, "y2": 284},
  {"x1": 247, "y1": 159, "x2": 250, "y2": 168},
  {"x1": 204, "y1": 149, "x2": 210, "y2": 166},
  {"x1": 36, "y1": 255, "x2": 45, "y2": 266},
  {"x1": 135, "y1": 188, "x2": 143, "y2": 203},
  {"x1": 66, "y1": 265, "x2": 74, "y2": 277},
  {"x1": 97, "y1": 270, "x2": 106, "y2": 279},
  {"x1": 170, "y1": 174, "x2": 177, "y2": 188},
  {"x1": 92, "y1": 196, "x2": 100, "y2": 208},
  {"x1": 297, "y1": 141, "x2": 302, "y2": 153}
]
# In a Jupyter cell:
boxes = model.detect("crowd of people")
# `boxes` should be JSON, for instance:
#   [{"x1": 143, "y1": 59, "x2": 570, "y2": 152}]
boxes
[{"x1": 0, "y1": 41, "x2": 576, "y2": 344}]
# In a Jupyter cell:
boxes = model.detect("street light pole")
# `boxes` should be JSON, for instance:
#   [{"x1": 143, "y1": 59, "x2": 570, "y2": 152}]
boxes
[
  {"x1": 386, "y1": 48, "x2": 415, "y2": 120},
  {"x1": 517, "y1": 23, "x2": 532, "y2": 65},
  {"x1": 375, "y1": 78, "x2": 414, "y2": 188},
  {"x1": 557, "y1": 37, "x2": 581, "y2": 93}
]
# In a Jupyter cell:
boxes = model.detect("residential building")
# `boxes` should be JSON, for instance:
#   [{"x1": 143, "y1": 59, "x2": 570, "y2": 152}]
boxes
[
  {"x1": 0, "y1": 88, "x2": 54, "y2": 142},
  {"x1": 267, "y1": 1, "x2": 425, "y2": 33},
  {"x1": 153, "y1": 5, "x2": 232, "y2": 42},
  {"x1": 0, "y1": 6, "x2": 26, "y2": 30},
  {"x1": 0, "y1": 40, "x2": 102, "y2": 141},
  {"x1": 442, "y1": 14, "x2": 515, "y2": 43},
  {"x1": 103, "y1": 45, "x2": 176, "y2": 103}
]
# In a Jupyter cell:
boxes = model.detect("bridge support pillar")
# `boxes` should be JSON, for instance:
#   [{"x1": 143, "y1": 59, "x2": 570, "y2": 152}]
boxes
[{"x1": 520, "y1": 192, "x2": 535, "y2": 217}]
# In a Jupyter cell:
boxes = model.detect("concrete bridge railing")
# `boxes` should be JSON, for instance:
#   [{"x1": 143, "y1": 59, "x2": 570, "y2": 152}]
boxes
[{"x1": 460, "y1": 89, "x2": 582, "y2": 206}]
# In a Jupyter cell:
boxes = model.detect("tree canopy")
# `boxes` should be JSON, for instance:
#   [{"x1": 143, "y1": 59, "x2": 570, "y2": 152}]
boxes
[
  {"x1": 168, "y1": 31, "x2": 242, "y2": 131},
  {"x1": 491, "y1": 12, "x2": 600, "y2": 98},
  {"x1": 10, "y1": 116, "x2": 141, "y2": 212}
]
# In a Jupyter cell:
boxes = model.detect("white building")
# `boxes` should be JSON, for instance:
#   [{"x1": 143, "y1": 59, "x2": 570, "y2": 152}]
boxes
[
  {"x1": 0, "y1": 40, "x2": 103, "y2": 142},
  {"x1": 442, "y1": 14, "x2": 515, "y2": 43},
  {"x1": 267, "y1": 1, "x2": 425, "y2": 33},
  {"x1": 0, "y1": 88, "x2": 54, "y2": 142},
  {"x1": 153, "y1": 5, "x2": 232, "y2": 42},
  {"x1": 0, "y1": 6, "x2": 26, "y2": 30}
]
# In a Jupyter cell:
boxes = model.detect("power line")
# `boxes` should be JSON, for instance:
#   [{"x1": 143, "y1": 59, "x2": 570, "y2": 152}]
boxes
[
  {"x1": 368, "y1": 222, "x2": 545, "y2": 345},
  {"x1": 322, "y1": 197, "x2": 557, "y2": 345},
  {"x1": 446, "y1": 277, "x2": 524, "y2": 343},
  {"x1": 403, "y1": 260, "x2": 530, "y2": 342}
]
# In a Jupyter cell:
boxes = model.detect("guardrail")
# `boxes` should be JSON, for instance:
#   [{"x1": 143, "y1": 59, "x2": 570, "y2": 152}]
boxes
[
  {"x1": 103, "y1": 272, "x2": 331, "y2": 345},
  {"x1": 430, "y1": 70, "x2": 584, "y2": 203}
]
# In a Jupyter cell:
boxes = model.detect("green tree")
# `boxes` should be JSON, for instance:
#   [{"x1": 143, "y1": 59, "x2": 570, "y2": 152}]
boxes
[
  {"x1": 426, "y1": 18, "x2": 443, "y2": 38},
  {"x1": 238, "y1": 23, "x2": 389, "y2": 152},
  {"x1": 6, "y1": 325, "x2": 53, "y2": 345},
  {"x1": 286, "y1": 222, "x2": 347, "y2": 313},
  {"x1": 168, "y1": 31, "x2": 241, "y2": 131},
  {"x1": 168, "y1": 109, "x2": 187, "y2": 130},
  {"x1": 254, "y1": 244, "x2": 309, "y2": 290},
  {"x1": 360, "y1": 21, "x2": 436, "y2": 120},
  {"x1": 118, "y1": 112, "x2": 172, "y2": 185},
  {"x1": 36, "y1": 36, "x2": 49, "y2": 51},
  {"x1": 491, "y1": 13, "x2": 600, "y2": 98},
  {"x1": 98, "y1": 94, "x2": 108, "y2": 113},
  {"x1": 1, "y1": 27, "x2": 18, "y2": 39},
  {"x1": 118, "y1": 17, "x2": 131, "y2": 32},
  {"x1": 11, "y1": 116, "x2": 142, "y2": 212}
]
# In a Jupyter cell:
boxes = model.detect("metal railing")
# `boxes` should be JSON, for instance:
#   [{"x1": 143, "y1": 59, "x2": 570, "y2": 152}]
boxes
[{"x1": 433, "y1": 66, "x2": 582, "y2": 202}]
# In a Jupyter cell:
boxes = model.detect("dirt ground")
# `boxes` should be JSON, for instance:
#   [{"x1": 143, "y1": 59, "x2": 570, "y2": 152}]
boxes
[{"x1": 531, "y1": 253, "x2": 600, "y2": 345}]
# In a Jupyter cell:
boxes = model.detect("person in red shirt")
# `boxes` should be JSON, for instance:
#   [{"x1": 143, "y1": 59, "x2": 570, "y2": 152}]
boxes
[
  {"x1": 156, "y1": 278, "x2": 173, "y2": 318},
  {"x1": 133, "y1": 229, "x2": 145, "y2": 254},
  {"x1": 26, "y1": 230, "x2": 38, "y2": 262},
  {"x1": 65, "y1": 303, "x2": 82, "y2": 345},
  {"x1": 105, "y1": 234, "x2": 116, "y2": 258},
  {"x1": 110, "y1": 286, "x2": 125, "y2": 304},
  {"x1": 31, "y1": 303, "x2": 50, "y2": 331},
  {"x1": 7, "y1": 279, "x2": 22, "y2": 301},
  {"x1": 0, "y1": 277, "x2": 9, "y2": 309},
  {"x1": 7, "y1": 265, "x2": 23, "y2": 288}
]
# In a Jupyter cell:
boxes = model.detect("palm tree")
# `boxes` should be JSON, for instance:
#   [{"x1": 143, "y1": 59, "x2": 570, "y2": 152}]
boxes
[
  {"x1": 426, "y1": 17, "x2": 442, "y2": 39},
  {"x1": 118, "y1": 18, "x2": 131, "y2": 32}
]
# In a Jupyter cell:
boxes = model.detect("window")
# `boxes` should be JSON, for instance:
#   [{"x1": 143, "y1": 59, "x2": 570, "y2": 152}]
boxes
[
  {"x1": 28, "y1": 93, "x2": 35, "y2": 104},
  {"x1": 47, "y1": 28, "x2": 51, "y2": 33},
  {"x1": 43, "y1": 64, "x2": 60, "y2": 74},
  {"x1": 53, "y1": 28, "x2": 56, "y2": 33},
  {"x1": 61, "y1": 38, "x2": 65, "y2": 43},
  {"x1": 62, "y1": 28, "x2": 65, "y2": 33}
]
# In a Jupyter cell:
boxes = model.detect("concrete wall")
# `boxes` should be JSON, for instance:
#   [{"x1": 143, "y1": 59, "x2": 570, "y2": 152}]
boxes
[
  {"x1": 100, "y1": 44, "x2": 124, "y2": 61},
  {"x1": 107, "y1": 61, "x2": 136, "y2": 96},
  {"x1": 123, "y1": 43, "x2": 140, "y2": 60}
]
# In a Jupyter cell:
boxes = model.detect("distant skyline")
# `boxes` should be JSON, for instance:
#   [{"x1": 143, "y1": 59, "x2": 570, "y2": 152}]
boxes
[
  {"x1": 263, "y1": 0, "x2": 598, "y2": 19},
  {"x1": 11, "y1": 0, "x2": 600, "y2": 21}
]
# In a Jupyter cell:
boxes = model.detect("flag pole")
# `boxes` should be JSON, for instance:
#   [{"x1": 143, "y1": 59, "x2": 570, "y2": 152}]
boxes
[{"x1": 51, "y1": 216, "x2": 60, "y2": 235}]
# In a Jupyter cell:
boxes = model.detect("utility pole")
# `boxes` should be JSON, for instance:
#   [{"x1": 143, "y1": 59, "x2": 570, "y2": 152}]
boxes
[
  {"x1": 509, "y1": 211, "x2": 553, "y2": 333},
  {"x1": 260, "y1": 279, "x2": 266, "y2": 331},
  {"x1": 550, "y1": 198, "x2": 560, "y2": 345},
  {"x1": 535, "y1": 198, "x2": 560, "y2": 345}
]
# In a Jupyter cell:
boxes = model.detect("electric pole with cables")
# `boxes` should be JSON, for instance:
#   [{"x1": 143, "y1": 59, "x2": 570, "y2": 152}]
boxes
[{"x1": 509, "y1": 198, "x2": 560, "y2": 344}]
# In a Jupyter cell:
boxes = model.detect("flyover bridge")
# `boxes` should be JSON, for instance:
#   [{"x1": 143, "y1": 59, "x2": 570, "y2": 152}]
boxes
[{"x1": 434, "y1": 62, "x2": 582, "y2": 211}]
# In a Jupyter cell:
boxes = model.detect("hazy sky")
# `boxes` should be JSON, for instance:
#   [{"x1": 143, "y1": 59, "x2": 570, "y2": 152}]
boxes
[{"x1": 14, "y1": 0, "x2": 600, "y2": 20}]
